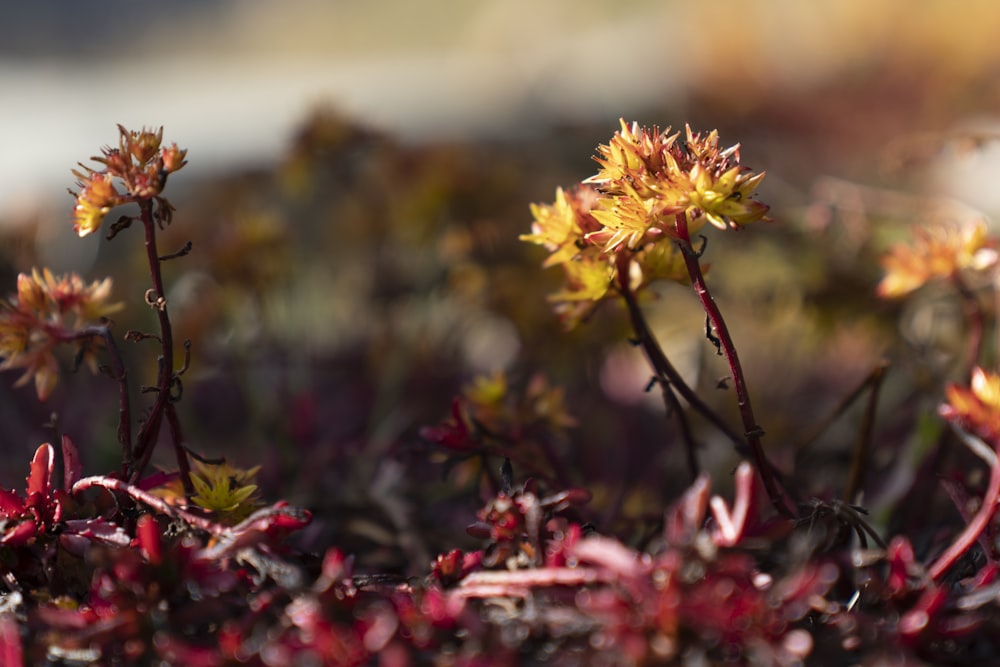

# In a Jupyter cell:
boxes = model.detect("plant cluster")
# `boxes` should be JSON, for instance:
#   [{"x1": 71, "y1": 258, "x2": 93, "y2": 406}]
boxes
[{"x1": 1, "y1": 120, "x2": 1000, "y2": 665}]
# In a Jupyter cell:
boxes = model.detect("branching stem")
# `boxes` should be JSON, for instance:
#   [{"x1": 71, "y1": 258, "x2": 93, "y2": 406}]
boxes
[
  {"x1": 672, "y1": 213, "x2": 796, "y2": 518},
  {"x1": 128, "y1": 199, "x2": 190, "y2": 487}
]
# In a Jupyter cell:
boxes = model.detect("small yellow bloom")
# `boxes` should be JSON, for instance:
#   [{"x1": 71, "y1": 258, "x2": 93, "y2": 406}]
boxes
[
  {"x1": 521, "y1": 186, "x2": 601, "y2": 268},
  {"x1": 119, "y1": 124, "x2": 164, "y2": 165},
  {"x1": 70, "y1": 172, "x2": 120, "y2": 238},
  {"x1": 587, "y1": 119, "x2": 684, "y2": 200},
  {"x1": 687, "y1": 164, "x2": 770, "y2": 231},
  {"x1": 632, "y1": 240, "x2": 695, "y2": 289},
  {"x1": 188, "y1": 460, "x2": 262, "y2": 522},
  {"x1": 877, "y1": 219, "x2": 998, "y2": 298},
  {"x1": 161, "y1": 143, "x2": 188, "y2": 174},
  {"x1": 464, "y1": 370, "x2": 508, "y2": 409},
  {"x1": 0, "y1": 269, "x2": 122, "y2": 401},
  {"x1": 548, "y1": 253, "x2": 615, "y2": 305},
  {"x1": 70, "y1": 126, "x2": 187, "y2": 236},
  {"x1": 941, "y1": 367, "x2": 1000, "y2": 442},
  {"x1": 588, "y1": 194, "x2": 677, "y2": 253}
]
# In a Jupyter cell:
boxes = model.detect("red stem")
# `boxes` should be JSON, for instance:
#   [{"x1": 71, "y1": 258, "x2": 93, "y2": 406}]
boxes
[
  {"x1": 928, "y1": 449, "x2": 1000, "y2": 581},
  {"x1": 129, "y1": 200, "x2": 189, "y2": 486},
  {"x1": 673, "y1": 213, "x2": 796, "y2": 518},
  {"x1": 73, "y1": 475, "x2": 219, "y2": 534}
]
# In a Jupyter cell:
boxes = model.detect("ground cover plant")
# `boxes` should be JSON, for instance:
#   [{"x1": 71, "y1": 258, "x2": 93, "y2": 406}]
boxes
[{"x1": 1, "y1": 115, "x2": 1000, "y2": 665}]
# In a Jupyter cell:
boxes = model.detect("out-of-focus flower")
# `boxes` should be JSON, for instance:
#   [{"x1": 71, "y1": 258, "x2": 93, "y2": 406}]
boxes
[
  {"x1": 941, "y1": 366, "x2": 1000, "y2": 442},
  {"x1": 521, "y1": 186, "x2": 602, "y2": 267},
  {"x1": 187, "y1": 460, "x2": 262, "y2": 522},
  {"x1": 69, "y1": 125, "x2": 187, "y2": 237},
  {"x1": 877, "y1": 219, "x2": 998, "y2": 298},
  {"x1": 0, "y1": 268, "x2": 121, "y2": 401},
  {"x1": 524, "y1": 373, "x2": 578, "y2": 431},
  {"x1": 70, "y1": 171, "x2": 121, "y2": 237},
  {"x1": 161, "y1": 143, "x2": 188, "y2": 174}
]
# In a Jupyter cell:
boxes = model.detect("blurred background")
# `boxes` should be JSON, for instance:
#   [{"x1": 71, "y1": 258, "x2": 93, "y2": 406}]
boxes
[{"x1": 2, "y1": 0, "x2": 1000, "y2": 568}]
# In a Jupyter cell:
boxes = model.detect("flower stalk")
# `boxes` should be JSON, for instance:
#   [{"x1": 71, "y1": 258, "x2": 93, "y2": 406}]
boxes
[
  {"x1": 672, "y1": 213, "x2": 795, "y2": 517},
  {"x1": 129, "y1": 198, "x2": 191, "y2": 491}
]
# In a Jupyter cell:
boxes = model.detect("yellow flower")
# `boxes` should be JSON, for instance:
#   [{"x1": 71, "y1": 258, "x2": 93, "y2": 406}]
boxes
[
  {"x1": 877, "y1": 219, "x2": 998, "y2": 298},
  {"x1": 70, "y1": 126, "x2": 187, "y2": 236},
  {"x1": 587, "y1": 119, "x2": 684, "y2": 200},
  {"x1": 546, "y1": 251, "x2": 616, "y2": 329},
  {"x1": 548, "y1": 252, "x2": 615, "y2": 305},
  {"x1": 0, "y1": 269, "x2": 122, "y2": 401},
  {"x1": 588, "y1": 193, "x2": 677, "y2": 253},
  {"x1": 119, "y1": 124, "x2": 164, "y2": 165},
  {"x1": 464, "y1": 370, "x2": 508, "y2": 409},
  {"x1": 941, "y1": 367, "x2": 1000, "y2": 442},
  {"x1": 525, "y1": 373, "x2": 578, "y2": 430},
  {"x1": 632, "y1": 240, "x2": 696, "y2": 289},
  {"x1": 70, "y1": 172, "x2": 120, "y2": 238},
  {"x1": 523, "y1": 120, "x2": 766, "y2": 327},
  {"x1": 188, "y1": 460, "x2": 262, "y2": 522},
  {"x1": 586, "y1": 119, "x2": 770, "y2": 236},
  {"x1": 521, "y1": 186, "x2": 601, "y2": 268},
  {"x1": 161, "y1": 143, "x2": 188, "y2": 174},
  {"x1": 687, "y1": 163, "x2": 769, "y2": 232}
]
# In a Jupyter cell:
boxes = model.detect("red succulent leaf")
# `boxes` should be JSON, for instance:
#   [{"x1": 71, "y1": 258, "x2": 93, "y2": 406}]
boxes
[
  {"x1": 710, "y1": 461, "x2": 755, "y2": 547},
  {"x1": 545, "y1": 520, "x2": 582, "y2": 567},
  {"x1": 899, "y1": 586, "x2": 948, "y2": 642},
  {"x1": 0, "y1": 488, "x2": 25, "y2": 517},
  {"x1": 26, "y1": 443, "x2": 53, "y2": 499},
  {"x1": 60, "y1": 434, "x2": 82, "y2": 492},
  {"x1": 665, "y1": 473, "x2": 710, "y2": 545},
  {"x1": 431, "y1": 549, "x2": 464, "y2": 585},
  {"x1": 420, "y1": 586, "x2": 463, "y2": 630},
  {"x1": 887, "y1": 535, "x2": 918, "y2": 597},
  {"x1": 153, "y1": 634, "x2": 226, "y2": 667},
  {"x1": 419, "y1": 398, "x2": 477, "y2": 452},
  {"x1": 0, "y1": 614, "x2": 23, "y2": 667},
  {"x1": 198, "y1": 502, "x2": 312, "y2": 561},
  {"x1": 573, "y1": 535, "x2": 646, "y2": 579},
  {"x1": 431, "y1": 549, "x2": 483, "y2": 587},
  {"x1": 59, "y1": 518, "x2": 131, "y2": 556},
  {"x1": 135, "y1": 514, "x2": 162, "y2": 565},
  {"x1": 320, "y1": 547, "x2": 352, "y2": 583},
  {"x1": 0, "y1": 520, "x2": 36, "y2": 547}
]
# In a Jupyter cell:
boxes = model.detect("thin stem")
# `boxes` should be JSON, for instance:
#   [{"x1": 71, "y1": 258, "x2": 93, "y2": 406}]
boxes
[
  {"x1": 795, "y1": 361, "x2": 890, "y2": 454},
  {"x1": 673, "y1": 213, "x2": 796, "y2": 518},
  {"x1": 77, "y1": 325, "x2": 132, "y2": 476},
  {"x1": 616, "y1": 271, "x2": 700, "y2": 480},
  {"x1": 843, "y1": 360, "x2": 890, "y2": 503},
  {"x1": 928, "y1": 448, "x2": 1000, "y2": 581},
  {"x1": 129, "y1": 199, "x2": 189, "y2": 484},
  {"x1": 73, "y1": 475, "x2": 219, "y2": 534},
  {"x1": 617, "y1": 271, "x2": 752, "y2": 459}
]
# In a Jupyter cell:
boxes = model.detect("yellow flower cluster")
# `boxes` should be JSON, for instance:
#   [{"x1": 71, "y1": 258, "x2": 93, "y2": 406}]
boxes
[
  {"x1": 877, "y1": 219, "x2": 998, "y2": 298},
  {"x1": 0, "y1": 269, "x2": 122, "y2": 400},
  {"x1": 69, "y1": 125, "x2": 187, "y2": 237},
  {"x1": 523, "y1": 120, "x2": 769, "y2": 327}
]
